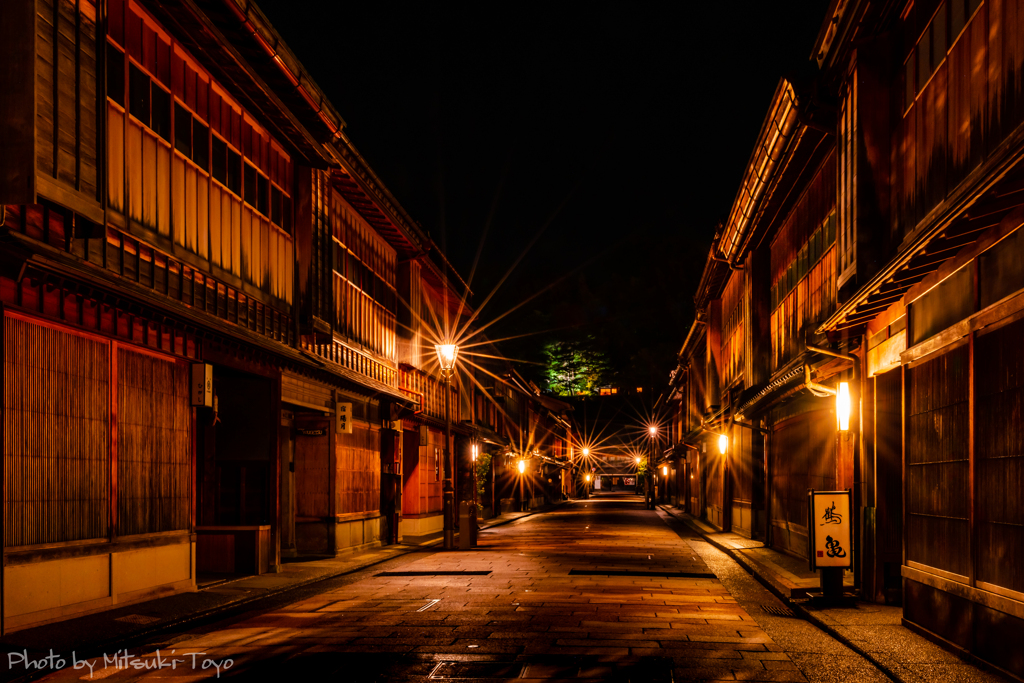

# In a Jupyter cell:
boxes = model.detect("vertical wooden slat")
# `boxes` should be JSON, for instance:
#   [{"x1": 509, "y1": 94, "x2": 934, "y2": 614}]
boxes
[
  {"x1": 3, "y1": 314, "x2": 109, "y2": 547},
  {"x1": 115, "y1": 346, "x2": 188, "y2": 536}
]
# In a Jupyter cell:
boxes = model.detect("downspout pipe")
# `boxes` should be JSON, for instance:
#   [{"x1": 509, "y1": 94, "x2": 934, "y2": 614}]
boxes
[
  {"x1": 804, "y1": 364, "x2": 837, "y2": 397},
  {"x1": 803, "y1": 343, "x2": 858, "y2": 396},
  {"x1": 806, "y1": 344, "x2": 857, "y2": 364}
]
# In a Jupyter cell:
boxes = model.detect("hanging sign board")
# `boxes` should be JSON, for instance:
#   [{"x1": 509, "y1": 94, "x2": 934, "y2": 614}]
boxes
[
  {"x1": 190, "y1": 363, "x2": 213, "y2": 407},
  {"x1": 808, "y1": 489, "x2": 852, "y2": 570},
  {"x1": 336, "y1": 402, "x2": 353, "y2": 434}
]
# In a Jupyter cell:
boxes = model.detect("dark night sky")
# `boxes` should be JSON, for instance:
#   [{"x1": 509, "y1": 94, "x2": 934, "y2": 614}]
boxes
[{"x1": 252, "y1": 2, "x2": 828, "y2": 386}]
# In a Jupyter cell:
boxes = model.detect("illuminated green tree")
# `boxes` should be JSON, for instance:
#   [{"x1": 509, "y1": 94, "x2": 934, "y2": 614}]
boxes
[{"x1": 543, "y1": 336, "x2": 611, "y2": 396}]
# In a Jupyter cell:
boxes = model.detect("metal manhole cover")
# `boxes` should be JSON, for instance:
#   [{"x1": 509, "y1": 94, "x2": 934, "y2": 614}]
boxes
[
  {"x1": 376, "y1": 571, "x2": 492, "y2": 576},
  {"x1": 115, "y1": 614, "x2": 161, "y2": 625},
  {"x1": 429, "y1": 661, "x2": 523, "y2": 679},
  {"x1": 569, "y1": 568, "x2": 716, "y2": 579},
  {"x1": 761, "y1": 604, "x2": 795, "y2": 617}
]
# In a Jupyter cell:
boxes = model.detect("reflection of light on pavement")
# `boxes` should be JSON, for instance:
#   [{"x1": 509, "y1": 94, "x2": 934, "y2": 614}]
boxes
[
  {"x1": 417, "y1": 599, "x2": 441, "y2": 612},
  {"x1": 79, "y1": 666, "x2": 120, "y2": 680}
]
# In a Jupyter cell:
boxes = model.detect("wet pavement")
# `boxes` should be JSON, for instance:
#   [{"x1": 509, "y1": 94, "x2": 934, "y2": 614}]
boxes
[{"x1": 3, "y1": 494, "x2": 1011, "y2": 682}]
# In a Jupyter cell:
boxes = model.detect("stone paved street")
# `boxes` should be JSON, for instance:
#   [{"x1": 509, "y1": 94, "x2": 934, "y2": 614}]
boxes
[{"x1": 25, "y1": 494, "x2": 891, "y2": 682}]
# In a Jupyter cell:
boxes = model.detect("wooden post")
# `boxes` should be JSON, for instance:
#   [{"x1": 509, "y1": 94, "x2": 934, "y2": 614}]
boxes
[{"x1": 1, "y1": 303, "x2": 5, "y2": 637}]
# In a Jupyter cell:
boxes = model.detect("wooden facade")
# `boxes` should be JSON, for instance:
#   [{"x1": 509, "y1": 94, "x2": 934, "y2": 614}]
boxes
[
  {"x1": 0, "y1": 0, "x2": 510, "y2": 631},
  {"x1": 667, "y1": 0, "x2": 1024, "y2": 677}
]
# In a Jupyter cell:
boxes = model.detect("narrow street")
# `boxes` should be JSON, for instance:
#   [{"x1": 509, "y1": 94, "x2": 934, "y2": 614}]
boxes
[{"x1": 25, "y1": 494, "x2": 893, "y2": 682}]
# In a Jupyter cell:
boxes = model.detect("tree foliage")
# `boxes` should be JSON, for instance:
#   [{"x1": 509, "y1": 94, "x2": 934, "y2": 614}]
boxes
[{"x1": 543, "y1": 335, "x2": 611, "y2": 396}]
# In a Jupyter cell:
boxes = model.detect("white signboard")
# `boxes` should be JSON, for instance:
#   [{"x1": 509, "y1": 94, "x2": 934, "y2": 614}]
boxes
[
  {"x1": 336, "y1": 402, "x2": 353, "y2": 434},
  {"x1": 190, "y1": 363, "x2": 213, "y2": 407},
  {"x1": 593, "y1": 476, "x2": 601, "y2": 490},
  {"x1": 809, "y1": 490, "x2": 852, "y2": 569}
]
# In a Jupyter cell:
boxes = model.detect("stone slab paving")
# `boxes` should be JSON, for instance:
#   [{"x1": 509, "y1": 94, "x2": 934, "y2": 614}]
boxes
[
  {"x1": 19, "y1": 495, "x2": 896, "y2": 682},
  {"x1": 660, "y1": 507, "x2": 1013, "y2": 683}
]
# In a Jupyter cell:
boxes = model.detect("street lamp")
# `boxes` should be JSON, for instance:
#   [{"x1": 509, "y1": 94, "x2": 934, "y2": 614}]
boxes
[
  {"x1": 517, "y1": 458, "x2": 527, "y2": 511},
  {"x1": 718, "y1": 433, "x2": 728, "y2": 455},
  {"x1": 836, "y1": 382, "x2": 851, "y2": 431},
  {"x1": 646, "y1": 425, "x2": 658, "y2": 509},
  {"x1": 471, "y1": 442, "x2": 479, "y2": 509},
  {"x1": 435, "y1": 342, "x2": 459, "y2": 551}
]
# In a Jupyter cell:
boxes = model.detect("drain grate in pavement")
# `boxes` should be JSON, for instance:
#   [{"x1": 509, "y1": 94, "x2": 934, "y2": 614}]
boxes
[
  {"x1": 375, "y1": 570, "x2": 492, "y2": 577},
  {"x1": 760, "y1": 604, "x2": 796, "y2": 617},
  {"x1": 429, "y1": 661, "x2": 524, "y2": 679},
  {"x1": 569, "y1": 568, "x2": 716, "y2": 579},
  {"x1": 114, "y1": 614, "x2": 161, "y2": 625}
]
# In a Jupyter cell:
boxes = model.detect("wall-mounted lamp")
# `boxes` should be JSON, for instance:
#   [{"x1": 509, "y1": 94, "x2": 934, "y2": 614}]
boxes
[
  {"x1": 518, "y1": 459, "x2": 526, "y2": 474},
  {"x1": 836, "y1": 381, "x2": 851, "y2": 431},
  {"x1": 585, "y1": 474, "x2": 591, "y2": 482},
  {"x1": 635, "y1": 456, "x2": 641, "y2": 464},
  {"x1": 662, "y1": 465, "x2": 668, "y2": 476},
  {"x1": 471, "y1": 443, "x2": 479, "y2": 462},
  {"x1": 718, "y1": 433, "x2": 728, "y2": 455}
]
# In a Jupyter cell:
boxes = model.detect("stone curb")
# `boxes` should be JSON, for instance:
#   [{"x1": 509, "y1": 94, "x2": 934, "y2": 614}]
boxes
[{"x1": 657, "y1": 505, "x2": 905, "y2": 683}]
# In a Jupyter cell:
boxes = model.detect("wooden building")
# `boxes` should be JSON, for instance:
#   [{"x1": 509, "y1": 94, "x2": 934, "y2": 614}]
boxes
[
  {"x1": 393, "y1": 254, "x2": 473, "y2": 539},
  {"x1": 466, "y1": 362, "x2": 574, "y2": 518},
  {"x1": 666, "y1": 0, "x2": 1024, "y2": 676},
  {"x1": 0, "y1": 0, "x2": 469, "y2": 631}
]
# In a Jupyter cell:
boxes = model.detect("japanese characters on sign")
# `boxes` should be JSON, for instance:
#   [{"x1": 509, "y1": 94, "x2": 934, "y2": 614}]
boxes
[
  {"x1": 190, "y1": 363, "x2": 213, "y2": 408},
  {"x1": 808, "y1": 490, "x2": 852, "y2": 570},
  {"x1": 336, "y1": 402, "x2": 353, "y2": 434}
]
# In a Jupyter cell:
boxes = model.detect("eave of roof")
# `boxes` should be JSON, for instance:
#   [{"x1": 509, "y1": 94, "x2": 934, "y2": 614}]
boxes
[{"x1": 819, "y1": 133, "x2": 1024, "y2": 334}]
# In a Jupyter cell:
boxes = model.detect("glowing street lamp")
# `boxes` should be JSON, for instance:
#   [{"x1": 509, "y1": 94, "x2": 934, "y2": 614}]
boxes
[
  {"x1": 645, "y1": 425, "x2": 659, "y2": 509},
  {"x1": 470, "y1": 442, "x2": 479, "y2": 509},
  {"x1": 518, "y1": 459, "x2": 526, "y2": 474},
  {"x1": 836, "y1": 381, "x2": 851, "y2": 431},
  {"x1": 435, "y1": 342, "x2": 459, "y2": 551},
  {"x1": 435, "y1": 344, "x2": 459, "y2": 372},
  {"x1": 582, "y1": 447, "x2": 590, "y2": 457},
  {"x1": 718, "y1": 433, "x2": 729, "y2": 455},
  {"x1": 662, "y1": 465, "x2": 668, "y2": 477}
]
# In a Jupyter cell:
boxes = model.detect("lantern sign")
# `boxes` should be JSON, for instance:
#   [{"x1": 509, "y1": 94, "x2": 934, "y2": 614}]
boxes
[
  {"x1": 191, "y1": 363, "x2": 213, "y2": 407},
  {"x1": 808, "y1": 490, "x2": 852, "y2": 570}
]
